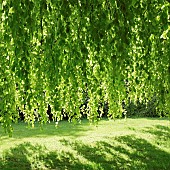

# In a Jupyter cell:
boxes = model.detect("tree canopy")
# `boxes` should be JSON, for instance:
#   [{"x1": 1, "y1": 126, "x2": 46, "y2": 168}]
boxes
[{"x1": 0, "y1": 0, "x2": 170, "y2": 134}]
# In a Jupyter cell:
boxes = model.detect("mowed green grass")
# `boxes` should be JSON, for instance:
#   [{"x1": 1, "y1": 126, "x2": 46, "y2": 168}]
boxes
[{"x1": 0, "y1": 118, "x2": 170, "y2": 170}]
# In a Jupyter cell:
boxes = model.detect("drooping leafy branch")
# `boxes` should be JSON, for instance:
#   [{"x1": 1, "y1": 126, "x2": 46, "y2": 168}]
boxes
[{"x1": 0, "y1": 0, "x2": 170, "y2": 134}]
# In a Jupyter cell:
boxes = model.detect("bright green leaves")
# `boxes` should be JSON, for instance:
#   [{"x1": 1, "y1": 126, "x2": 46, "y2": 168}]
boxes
[{"x1": 0, "y1": 0, "x2": 170, "y2": 135}]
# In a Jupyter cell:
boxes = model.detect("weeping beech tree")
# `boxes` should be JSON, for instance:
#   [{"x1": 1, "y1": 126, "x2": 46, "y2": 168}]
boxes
[{"x1": 0, "y1": 0, "x2": 170, "y2": 134}]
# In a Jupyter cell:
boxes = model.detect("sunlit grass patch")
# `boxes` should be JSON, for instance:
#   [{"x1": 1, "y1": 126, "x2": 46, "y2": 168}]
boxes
[{"x1": 0, "y1": 118, "x2": 170, "y2": 169}]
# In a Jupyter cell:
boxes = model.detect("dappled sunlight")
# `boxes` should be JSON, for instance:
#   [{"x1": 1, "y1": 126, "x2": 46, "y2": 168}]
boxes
[
  {"x1": 0, "y1": 118, "x2": 170, "y2": 169},
  {"x1": 143, "y1": 124, "x2": 170, "y2": 151},
  {"x1": 0, "y1": 118, "x2": 169, "y2": 154},
  {"x1": 1, "y1": 131, "x2": 170, "y2": 169}
]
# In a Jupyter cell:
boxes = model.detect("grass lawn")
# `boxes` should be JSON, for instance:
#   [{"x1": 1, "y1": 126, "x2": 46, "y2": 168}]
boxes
[{"x1": 0, "y1": 117, "x2": 170, "y2": 170}]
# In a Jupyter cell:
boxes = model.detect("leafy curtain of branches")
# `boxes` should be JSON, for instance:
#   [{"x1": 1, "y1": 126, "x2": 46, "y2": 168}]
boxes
[{"x1": 0, "y1": 0, "x2": 170, "y2": 134}]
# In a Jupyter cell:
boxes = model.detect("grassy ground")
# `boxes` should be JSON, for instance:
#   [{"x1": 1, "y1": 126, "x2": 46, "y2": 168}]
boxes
[{"x1": 0, "y1": 117, "x2": 170, "y2": 170}]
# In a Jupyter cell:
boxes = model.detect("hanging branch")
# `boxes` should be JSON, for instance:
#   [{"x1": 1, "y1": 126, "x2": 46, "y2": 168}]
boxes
[{"x1": 1, "y1": 0, "x2": 170, "y2": 135}]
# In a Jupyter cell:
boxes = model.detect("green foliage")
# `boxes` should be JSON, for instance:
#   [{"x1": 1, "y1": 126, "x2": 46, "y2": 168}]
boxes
[{"x1": 0, "y1": 0, "x2": 170, "y2": 133}]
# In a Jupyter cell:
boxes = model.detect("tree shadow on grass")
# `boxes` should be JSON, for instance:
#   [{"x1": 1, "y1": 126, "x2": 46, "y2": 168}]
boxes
[
  {"x1": 143, "y1": 125, "x2": 170, "y2": 147},
  {"x1": 0, "y1": 125, "x2": 170, "y2": 170},
  {"x1": 0, "y1": 142, "x2": 41, "y2": 170},
  {"x1": 60, "y1": 134, "x2": 170, "y2": 170},
  {"x1": 144, "y1": 124, "x2": 170, "y2": 138},
  {"x1": 0, "y1": 142, "x2": 93, "y2": 170}
]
